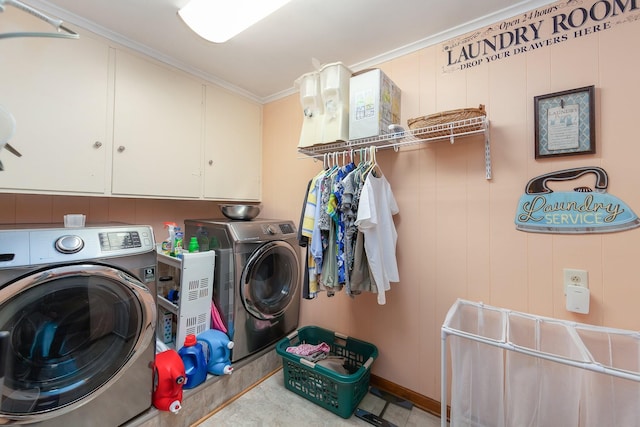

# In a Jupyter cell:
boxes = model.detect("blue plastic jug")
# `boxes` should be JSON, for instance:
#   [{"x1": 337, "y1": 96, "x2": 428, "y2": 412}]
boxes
[
  {"x1": 197, "y1": 329, "x2": 234, "y2": 376},
  {"x1": 178, "y1": 334, "x2": 207, "y2": 389}
]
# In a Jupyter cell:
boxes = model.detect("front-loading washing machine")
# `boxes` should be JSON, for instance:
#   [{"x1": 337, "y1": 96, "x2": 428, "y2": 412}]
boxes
[
  {"x1": 0, "y1": 223, "x2": 157, "y2": 426},
  {"x1": 185, "y1": 218, "x2": 301, "y2": 362}
]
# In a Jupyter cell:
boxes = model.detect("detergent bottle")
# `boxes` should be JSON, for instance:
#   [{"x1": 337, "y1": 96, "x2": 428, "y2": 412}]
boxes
[
  {"x1": 188, "y1": 236, "x2": 199, "y2": 253},
  {"x1": 196, "y1": 227, "x2": 210, "y2": 252},
  {"x1": 161, "y1": 222, "x2": 177, "y2": 255},
  {"x1": 178, "y1": 334, "x2": 207, "y2": 389},
  {"x1": 197, "y1": 329, "x2": 234, "y2": 376},
  {"x1": 152, "y1": 349, "x2": 185, "y2": 414},
  {"x1": 172, "y1": 228, "x2": 184, "y2": 258}
]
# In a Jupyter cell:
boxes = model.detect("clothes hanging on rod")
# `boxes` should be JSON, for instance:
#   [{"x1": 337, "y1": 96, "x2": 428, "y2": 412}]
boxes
[
  {"x1": 297, "y1": 178, "x2": 313, "y2": 300},
  {"x1": 297, "y1": 147, "x2": 399, "y2": 304},
  {"x1": 354, "y1": 147, "x2": 399, "y2": 305}
]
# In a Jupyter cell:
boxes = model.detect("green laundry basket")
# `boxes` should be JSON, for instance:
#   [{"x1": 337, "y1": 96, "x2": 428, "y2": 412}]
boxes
[{"x1": 275, "y1": 326, "x2": 378, "y2": 419}]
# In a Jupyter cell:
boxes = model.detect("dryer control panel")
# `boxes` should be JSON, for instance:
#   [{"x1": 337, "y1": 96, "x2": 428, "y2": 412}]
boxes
[
  {"x1": 262, "y1": 222, "x2": 295, "y2": 237},
  {"x1": 184, "y1": 218, "x2": 298, "y2": 249},
  {"x1": 232, "y1": 221, "x2": 297, "y2": 241}
]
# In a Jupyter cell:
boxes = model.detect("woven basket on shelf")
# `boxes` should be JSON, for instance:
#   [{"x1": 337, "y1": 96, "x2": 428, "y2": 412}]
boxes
[{"x1": 407, "y1": 104, "x2": 486, "y2": 139}]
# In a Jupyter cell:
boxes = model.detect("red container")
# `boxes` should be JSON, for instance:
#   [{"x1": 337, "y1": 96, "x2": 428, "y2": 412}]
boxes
[{"x1": 152, "y1": 349, "x2": 186, "y2": 414}]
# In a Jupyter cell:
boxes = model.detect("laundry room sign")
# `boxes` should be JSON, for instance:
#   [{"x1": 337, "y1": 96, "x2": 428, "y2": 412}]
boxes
[
  {"x1": 514, "y1": 167, "x2": 640, "y2": 234},
  {"x1": 442, "y1": 0, "x2": 640, "y2": 73}
]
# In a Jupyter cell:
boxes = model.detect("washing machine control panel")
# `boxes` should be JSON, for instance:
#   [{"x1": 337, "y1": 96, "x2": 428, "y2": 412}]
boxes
[
  {"x1": 98, "y1": 230, "x2": 142, "y2": 251},
  {"x1": 55, "y1": 235, "x2": 85, "y2": 254},
  {"x1": 0, "y1": 225, "x2": 155, "y2": 267}
]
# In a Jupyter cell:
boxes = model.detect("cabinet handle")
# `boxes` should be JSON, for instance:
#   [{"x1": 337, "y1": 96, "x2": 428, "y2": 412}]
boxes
[
  {"x1": 208, "y1": 160, "x2": 213, "y2": 166},
  {"x1": 93, "y1": 141, "x2": 102, "y2": 148},
  {"x1": 117, "y1": 146, "x2": 125, "y2": 152}
]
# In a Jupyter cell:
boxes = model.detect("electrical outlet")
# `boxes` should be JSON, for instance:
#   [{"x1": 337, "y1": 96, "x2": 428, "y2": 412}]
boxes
[{"x1": 563, "y1": 268, "x2": 588, "y2": 294}]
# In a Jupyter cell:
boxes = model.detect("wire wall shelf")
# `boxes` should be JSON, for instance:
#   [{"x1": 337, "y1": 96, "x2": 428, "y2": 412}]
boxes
[{"x1": 297, "y1": 115, "x2": 492, "y2": 179}]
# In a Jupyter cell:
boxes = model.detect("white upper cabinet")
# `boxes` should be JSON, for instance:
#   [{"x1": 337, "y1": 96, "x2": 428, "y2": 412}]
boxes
[
  {"x1": 111, "y1": 50, "x2": 203, "y2": 198},
  {"x1": 0, "y1": 9, "x2": 262, "y2": 201},
  {"x1": 204, "y1": 84, "x2": 262, "y2": 201},
  {"x1": 0, "y1": 13, "x2": 110, "y2": 193}
]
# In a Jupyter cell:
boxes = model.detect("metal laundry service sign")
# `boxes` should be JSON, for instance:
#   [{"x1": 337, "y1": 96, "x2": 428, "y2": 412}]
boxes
[
  {"x1": 442, "y1": 0, "x2": 640, "y2": 73},
  {"x1": 515, "y1": 167, "x2": 640, "y2": 234}
]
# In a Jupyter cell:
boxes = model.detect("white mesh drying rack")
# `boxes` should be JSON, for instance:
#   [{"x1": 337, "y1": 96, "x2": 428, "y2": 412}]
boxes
[{"x1": 440, "y1": 299, "x2": 640, "y2": 427}]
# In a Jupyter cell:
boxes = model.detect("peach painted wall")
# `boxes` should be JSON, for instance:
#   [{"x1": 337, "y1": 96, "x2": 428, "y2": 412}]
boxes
[
  {"x1": 262, "y1": 2, "x2": 640, "y2": 402},
  {"x1": 2, "y1": 0, "x2": 640, "y2": 406},
  {"x1": 0, "y1": 193, "x2": 225, "y2": 242}
]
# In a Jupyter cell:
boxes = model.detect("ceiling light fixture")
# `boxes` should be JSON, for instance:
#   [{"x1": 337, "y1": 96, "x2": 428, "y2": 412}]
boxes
[{"x1": 178, "y1": 0, "x2": 292, "y2": 43}]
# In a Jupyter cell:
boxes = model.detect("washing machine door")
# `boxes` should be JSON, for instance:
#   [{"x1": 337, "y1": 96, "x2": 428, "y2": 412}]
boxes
[
  {"x1": 0, "y1": 264, "x2": 155, "y2": 424},
  {"x1": 240, "y1": 241, "x2": 299, "y2": 320}
]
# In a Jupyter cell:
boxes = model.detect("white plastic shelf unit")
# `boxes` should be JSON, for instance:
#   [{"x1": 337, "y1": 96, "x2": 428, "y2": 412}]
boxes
[
  {"x1": 157, "y1": 251, "x2": 215, "y2": 350},
  {"x1": 297, "y1": 116, "x2": 492, "y2": 179},
  {"x1": 441, "y1": 299, "x2": 640, "y2": 427}
]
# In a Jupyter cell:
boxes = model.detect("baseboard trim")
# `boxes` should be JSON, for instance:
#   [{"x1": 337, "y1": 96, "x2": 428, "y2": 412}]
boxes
[{"x1": 370, "y1": 374, "x2": 450, "y2": 421}]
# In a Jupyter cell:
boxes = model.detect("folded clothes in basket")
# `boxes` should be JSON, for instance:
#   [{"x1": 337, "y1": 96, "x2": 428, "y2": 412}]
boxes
[
  {"x1": 317, "y1": 357, "x2": 349, "y2": 375},
  {"x1": 286, "y1": 342, "x2": 330, "y2": 357}
]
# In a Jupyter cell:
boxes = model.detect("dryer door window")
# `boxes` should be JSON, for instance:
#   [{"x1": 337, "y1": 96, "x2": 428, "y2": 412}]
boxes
[
  {"x1": 0, "y1": 264, "x2": 155, "y2": 422},
  {"x1": 240, "y1": 241, "x2": 299, "y2": 320}
]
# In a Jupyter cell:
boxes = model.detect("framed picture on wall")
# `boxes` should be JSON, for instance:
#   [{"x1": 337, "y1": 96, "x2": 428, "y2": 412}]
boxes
[{"x1": 534, "y1": 85, "x2": 595, "y2": 159}]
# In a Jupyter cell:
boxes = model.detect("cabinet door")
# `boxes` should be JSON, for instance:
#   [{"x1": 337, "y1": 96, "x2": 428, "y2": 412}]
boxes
[
  {"x1": 0, "y1": 11, "x2": 109, "y2": 193},
  {"x1": 204, "y1": 84, "x2": 262, "y2": 201},
  {"x1": 112, "y1": 50, "x2": 203, "y2": 198}
]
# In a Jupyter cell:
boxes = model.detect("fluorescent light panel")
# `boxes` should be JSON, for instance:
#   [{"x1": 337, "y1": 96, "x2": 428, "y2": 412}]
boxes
[{"x1": 178, "y1": 0, "x2": 292, "y2": 43}]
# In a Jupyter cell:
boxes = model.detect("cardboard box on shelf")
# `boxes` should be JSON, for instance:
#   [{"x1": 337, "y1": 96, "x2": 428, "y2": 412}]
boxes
[{"x1": 348, "y1": 69, "x2": 401, "y2": 140}]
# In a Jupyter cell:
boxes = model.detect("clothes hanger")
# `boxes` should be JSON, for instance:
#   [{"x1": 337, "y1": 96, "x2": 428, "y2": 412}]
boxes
[
  {"x1": 342, "y1": 150, "x2": 355, "y2": 170},
  {"x1": 347, "y1": 149, "x2": 356, "y2": 168},
  {"x1": 334, "y1": 151, "x2": 343, "y2": 176},
  {"x1": 355, "y1": 147, "x2": 368, "y2": 172},
  {"x1": 363, "y1": 146, "x2": 382, "y2": 178},
  {"x1": 323, "y1": 152, "x2": 337, "y2": 177},
  {"x1": 0, "y1": 0, "x2": 79, "y2": 40}
]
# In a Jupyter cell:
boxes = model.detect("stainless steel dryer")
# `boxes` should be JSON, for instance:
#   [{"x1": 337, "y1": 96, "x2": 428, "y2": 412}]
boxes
[
  {"x1": 185, "y1": 218, "x2": 301, "y2": 362},
  {"x1": 0, "y1": 224, "x2": 157, "y2": 426}
]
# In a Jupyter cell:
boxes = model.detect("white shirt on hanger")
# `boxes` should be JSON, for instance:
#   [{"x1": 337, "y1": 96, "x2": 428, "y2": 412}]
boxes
[{"x1": 355, "y1": 172, "x2": 399, "y2": 305}]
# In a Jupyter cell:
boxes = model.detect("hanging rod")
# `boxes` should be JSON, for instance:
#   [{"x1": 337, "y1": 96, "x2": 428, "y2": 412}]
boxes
[
  {"x1": 298, "y1": 116, "x2": 492, "y2": 179},
  {"x1": 0, "y1": 0, "x2": 79, "y2": 40}
]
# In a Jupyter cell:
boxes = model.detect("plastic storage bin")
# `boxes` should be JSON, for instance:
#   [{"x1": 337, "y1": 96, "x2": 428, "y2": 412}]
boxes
[{"x1": 276, "y1": 326, "x2": 378, "y2": 419}]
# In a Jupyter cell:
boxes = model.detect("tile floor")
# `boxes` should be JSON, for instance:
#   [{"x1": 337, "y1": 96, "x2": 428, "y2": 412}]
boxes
[{"x1": 195, "y1": 369, "x2": 444, "y2": 427}]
